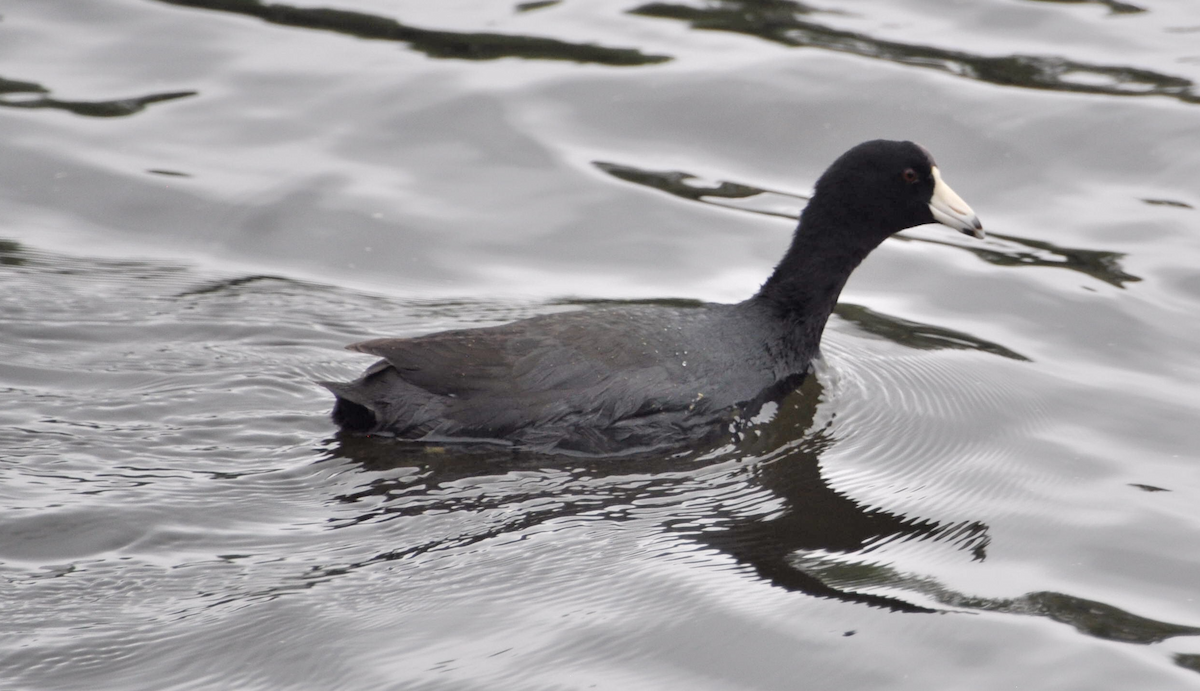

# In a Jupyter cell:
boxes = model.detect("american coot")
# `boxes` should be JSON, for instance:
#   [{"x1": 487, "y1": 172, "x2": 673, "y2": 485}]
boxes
[{"x1": 324, "y1": 140, "x2": 983, "y2": 454}]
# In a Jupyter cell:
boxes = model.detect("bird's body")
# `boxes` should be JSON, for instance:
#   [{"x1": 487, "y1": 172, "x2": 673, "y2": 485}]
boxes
[
  {"x1": 324, "y1": 140, "x2": 983, "y2": 454},
  {"x1": 327, "y1": 301, "x2": 804, "y2": 454}
]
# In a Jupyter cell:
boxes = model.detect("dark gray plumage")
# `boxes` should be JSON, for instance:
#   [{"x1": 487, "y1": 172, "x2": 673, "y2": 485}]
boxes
[{"x1": 323, "y1": 140, "x2": 983, "y2": 455}]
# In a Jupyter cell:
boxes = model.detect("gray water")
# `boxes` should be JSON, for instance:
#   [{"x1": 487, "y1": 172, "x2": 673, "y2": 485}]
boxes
[{"x1": 3, "y1": 1, "x2": 1200, "y2": 689}]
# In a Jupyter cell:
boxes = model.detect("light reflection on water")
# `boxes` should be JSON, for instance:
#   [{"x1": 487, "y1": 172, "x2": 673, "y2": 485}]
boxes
[{"x1": 2, "y1": 0, "x2": 1200, "y2": 688}]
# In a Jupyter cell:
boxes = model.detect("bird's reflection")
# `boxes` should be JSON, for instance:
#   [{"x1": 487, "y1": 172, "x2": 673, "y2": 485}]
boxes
[
  {"x1": 327, "y1": 372, "x2": 1200, "y2": 650},
  {"x1": 326, "y1": 375, "x2": 981, "y2": 613}
]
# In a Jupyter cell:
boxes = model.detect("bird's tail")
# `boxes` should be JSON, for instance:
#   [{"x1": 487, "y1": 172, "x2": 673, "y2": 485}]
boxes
[{"x1": 319, "y1": 380, "x2": 378, "y2": 433}]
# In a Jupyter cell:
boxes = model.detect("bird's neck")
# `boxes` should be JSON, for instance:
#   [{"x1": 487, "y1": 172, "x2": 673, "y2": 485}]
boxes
[{"x1": 753, "y1": 203, "x2": 884, "y2": 359}]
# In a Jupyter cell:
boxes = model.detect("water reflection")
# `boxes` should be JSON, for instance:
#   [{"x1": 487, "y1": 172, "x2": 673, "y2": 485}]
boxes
[
  {"x1": 144, "y1": 0, "x2": 1196, "y2": 102},
  {"x1": 122, "y1": 0, "x2": 1200, "y2": 106},
  {"x1": 1143, "y1": 198, "x2": 1195, "y2": 209},
  {"x1": 515, "y1": 1, "x2": 562, "y2": 13},
  {"x1": 0, "y1": 240, "x2": 27, "y2": 267},
  {"x1": 800, "y1": 554, "x2": 1200, "y2": 644},
  {"x1": 0, "y1": 76, "x2": 47, "y2": 96},
  {"x1": 678, "y1": 390, "x2": 991, "y2": 613},
  {"x1": 594, "y1": 159, "x2": 1143, "y2": 288},
  {"x1": 832, "y1": 304, "x2": 1029, "y2": 361},
  {"x1": 152, "y1": 0, "x2": 669, "y2": 66},
  {"x1": 0, "y1": 75, "x2": 195, "y2": 118},
  {"x1": 630, "y1": 0, "x2": 1197, "y2": 104},
  {"x1": 327, "y1": 375, "x2": 1200, "y2": 648},
  {"x1": 1024, "y1": 0, "x2": 1146, "y2": 16},
  {"x1": 894, "y1": 231, "x2": 1142, "y2": 288},
  {"x1": 326, "y1": 376, "x2": 982, "y2": 612},
  {"x1": 594, "y1": 160, "x2": 807, "y2": 221}
]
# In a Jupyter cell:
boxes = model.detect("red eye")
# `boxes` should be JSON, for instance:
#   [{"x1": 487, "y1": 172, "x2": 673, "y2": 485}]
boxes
[{"x1": 902, "y1": 168, "x2": 919, "y2": 184}]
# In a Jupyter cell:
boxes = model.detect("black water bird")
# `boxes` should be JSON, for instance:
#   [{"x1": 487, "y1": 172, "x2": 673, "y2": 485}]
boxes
[{"x1": 324, "y1": 140, "x2": 983, "y2": 454}]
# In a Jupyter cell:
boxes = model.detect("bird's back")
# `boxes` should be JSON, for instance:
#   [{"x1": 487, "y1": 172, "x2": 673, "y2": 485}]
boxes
[{"x1": 324, "y1": 302, "x2": 804, "y2": 454}]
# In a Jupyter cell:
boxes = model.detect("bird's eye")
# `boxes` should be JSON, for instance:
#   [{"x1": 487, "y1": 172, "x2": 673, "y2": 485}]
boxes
[{"x1": 902, "y1": 168, "x2": 919, "y2": 184}]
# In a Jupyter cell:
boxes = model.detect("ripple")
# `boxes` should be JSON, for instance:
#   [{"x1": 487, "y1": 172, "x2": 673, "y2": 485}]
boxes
[
  {"x1": 5, "y1": 0, "x2": 1200, "y2": 684},
  {"x1": 815, "y1": 325, "x2": 1057, "y2": 519},
  {"x1": 150, "y1": 0, "x2": 670, "y2": 66}
]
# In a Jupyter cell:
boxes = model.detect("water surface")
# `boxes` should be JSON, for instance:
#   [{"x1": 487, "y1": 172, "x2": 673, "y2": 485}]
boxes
[{"x1": 3, "y1": 1, "x2": 1200, "y2": 689}]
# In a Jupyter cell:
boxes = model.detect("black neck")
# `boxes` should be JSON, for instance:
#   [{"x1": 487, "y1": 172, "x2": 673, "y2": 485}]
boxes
[{"x1": 752, "y1": 202, "x2": 886, "y2": 360}]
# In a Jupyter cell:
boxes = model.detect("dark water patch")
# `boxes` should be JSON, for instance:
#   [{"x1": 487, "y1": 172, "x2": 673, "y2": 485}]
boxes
[
  {"x1": 147, "y1": 169, "x2": 191, "y2": 178},
  {"x1": 1177, "y1": 654, "x2": 1200, "y2": 674},
  {"x1": 907, "y1": 231, "x2": 1142, "y2": 288},
  {"x1": 0, "y1": 239, "x2": 196, "y2": 287},
  {"x1": 1024, "y1": 0, "x2": 1147, "y2": 15},
  {"x1": 0, "y1": 76, "x2": 50, "y2": 96},
  {"x1": 177, "y1": 274, "x2": 300, "y2": 298},
  {"x1": 629, "y1": 1, "x2": 1198, "y2": 104},
  {"x1": 593, "y1": 158, "x2": 1142, "y2": 287},
  {"x1": 594, "y1": 160, "x2": 807, "y2": 221},
  {"x1": 516, "y1": 0, "x2": 561, "y2": 12},
  {"x1": 1129, "y1": 483, "x2": 1170, "y2": 492},
  {"x1": 1142, "y1": 198, "x2": 1194, "y2": 209},
  {"x1": 796, "y1": 553, "x2": 1200, "y2": 646},
  {"x1": 0, "y1": 84, "x2": 196, "y2": 118},
  {"x1": 152, "y1": 0, "x2": 671, "y2": 66},
  {"x1": 983, "y1": 591, "x2": 1200, "y2": 645},
  {"x1": 0, "y1": 239, "x2": 27, "y2": 267},
  {"x1": 834, "y1": 304, "x2": 1029, "y2": 362}
]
